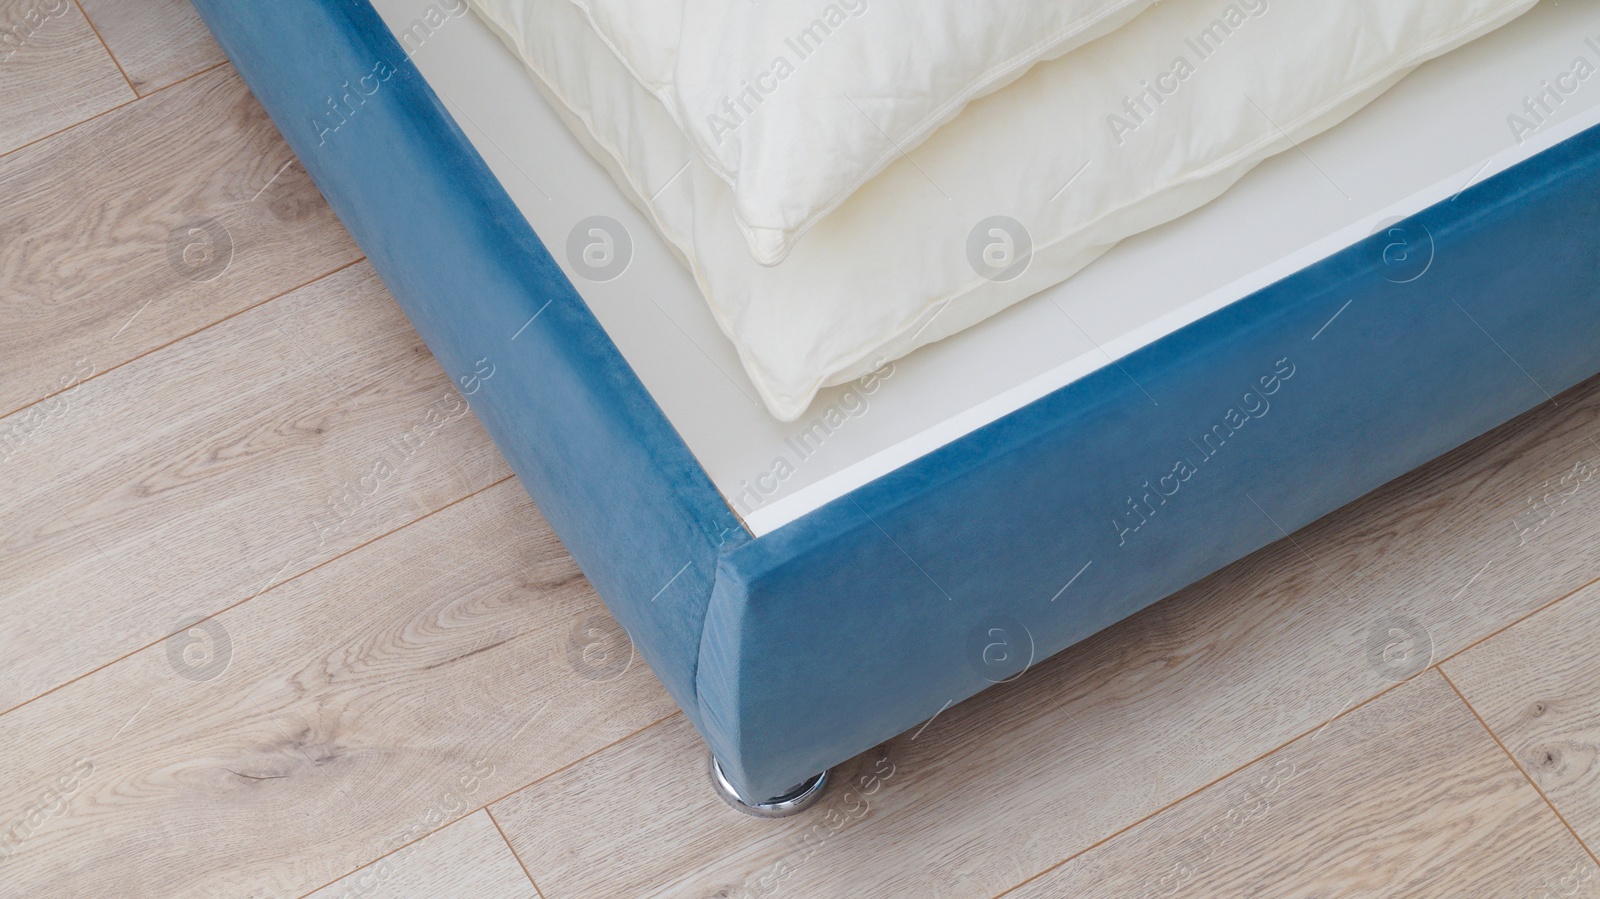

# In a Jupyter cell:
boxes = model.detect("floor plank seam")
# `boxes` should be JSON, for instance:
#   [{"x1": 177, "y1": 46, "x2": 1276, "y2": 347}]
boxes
[
  {"x1": 0, "y1": 256, "x2": 368, "y2": 424},
  {"x1": 486, "y1": 806, "x2": 549, "y2": 899},
  {"x1": 0, "y1": 471, "x2": 515, "y2": 722},
  {"x1": 478, "y1": 710, "x2": 683, "y2": 812},
  {"x1": 1437, "y1": 668, "x2": 1600, "y2": 869},
  {"x1": 971, "y1": 556, "x2": 1600, "y2": 899},
  {"x1": 285, "y1": 711, "x2": 681, "y2": 899},
  {"x1": 1435, "y1": 570, "x2": 1600, "y2": 672},
  {"x1": 0, "y1": 58, "x2": 230, "y2": 165},
  {"x1": 987, "y1": 672, "x2": 1424, "y2": 899},
  {"x1": 69, "y1": 0, "x2": 138, "y2": 97}
]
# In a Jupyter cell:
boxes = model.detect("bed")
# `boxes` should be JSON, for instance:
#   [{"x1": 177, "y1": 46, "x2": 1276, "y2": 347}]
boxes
[{"x1": 191, "y1": 0, "x2": 1600, "y2": 811}]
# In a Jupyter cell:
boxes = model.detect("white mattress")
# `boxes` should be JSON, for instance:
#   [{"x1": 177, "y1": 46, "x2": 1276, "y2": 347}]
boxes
[
  {"x1": 466, "y1": 0, "x2": 1536, "y2": 422},
  {"x1": 372, "y1": 0, "x2": 1600, "y2": 535}
]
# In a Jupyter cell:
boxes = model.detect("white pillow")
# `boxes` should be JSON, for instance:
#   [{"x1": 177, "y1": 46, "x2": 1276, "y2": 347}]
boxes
[
  {"x1": 471, "y1": 0, "x2": 1156, "y2": 264},
  {"x1": 478, "y1": 0, "x2": 1536, "y2": 421}
]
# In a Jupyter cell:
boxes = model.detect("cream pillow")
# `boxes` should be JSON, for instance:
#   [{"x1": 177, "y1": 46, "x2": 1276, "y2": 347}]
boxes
[{"x1": 471, "y1": 0, "x2": 1155, "y2": 264}]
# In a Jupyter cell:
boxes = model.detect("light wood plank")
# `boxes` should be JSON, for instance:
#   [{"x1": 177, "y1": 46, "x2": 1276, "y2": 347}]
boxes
[
  {"x1": 76, "y1": 0, "x2": 224, "y2": 95},
  {"x1": 0, "y1": 478, "x2": 676, "y2": 898},
  {"x1": 1445, "y1": 580, "x2": 1600, "y2": 850},
  {"x1": 492, "y1": 713, "x2": 909, "y2": 899},
  {"x1": 489, "y1": 372, "x2": 1600, "y2": 899},
  {"x1": 303, "y1": 811, "x2": 540, "y2": 899},
  {"x1": 0, "y1": 0, "x2": 132, "y2": 154},
  {"x1": 1009, "y1": 672, "x2": 1597, "y2": 898},
  {"x1": 0, "y1": 63, "x2": 360, "y2": 417},
  {"x1": 0, "y1": 262, "x2": 512, "y2": 710}
]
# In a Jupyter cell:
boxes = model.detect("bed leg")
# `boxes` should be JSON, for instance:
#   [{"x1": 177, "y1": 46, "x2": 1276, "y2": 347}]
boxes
[{"x1": 708, "y1": 754, "x2": 829, "y2": 818}]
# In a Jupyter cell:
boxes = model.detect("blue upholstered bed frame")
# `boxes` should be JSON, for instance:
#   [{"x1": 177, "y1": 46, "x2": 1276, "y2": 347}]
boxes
[{"x1": 193, "y1": 0, "x2": 1600, "y2": 801}]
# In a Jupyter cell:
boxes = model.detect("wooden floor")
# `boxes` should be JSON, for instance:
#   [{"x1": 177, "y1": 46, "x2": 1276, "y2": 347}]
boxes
[{"x1": 3, "y1": 2, "x2": 1599, "y2": 897}]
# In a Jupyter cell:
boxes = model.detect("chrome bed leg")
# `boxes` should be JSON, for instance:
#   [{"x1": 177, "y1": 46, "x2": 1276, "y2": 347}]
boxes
[{"x1": 708, "y1": 754, "x2": 829, "y2": 818}]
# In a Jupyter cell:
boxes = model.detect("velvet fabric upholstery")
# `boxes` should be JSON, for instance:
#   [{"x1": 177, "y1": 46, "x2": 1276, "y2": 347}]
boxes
[{"x1": 193, "y1": 0, "x2": 1600, "y2": 800}]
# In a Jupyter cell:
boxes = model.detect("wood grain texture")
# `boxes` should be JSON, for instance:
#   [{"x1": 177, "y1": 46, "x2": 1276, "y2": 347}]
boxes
[
  {"x1": 2, "y1": 5, "x2": 1597, "y2": 896},
  {"x1": 0, "y1": 263, "x2": 513, "y2": 710},
  {"x1": 75, "y1": 0, "x2": 224, "y2": 95},
  {"x1": 0, "y1": 478, "x2": 676, "y2": 898},
  {"x1": 0, "y1": 0, "x2": 131, "y2": 155},
  {"x1": 491, "y1": 713, "x2": 906, "y2": 899},
  {"x1": 1446, "y1": 579, "x2": 1600, "y2": 849},
  {"x1": 0, "y1": 63, "x2": 360, "y2": 418},
  {"x1": 490, "y1": 372, "x2": 1600, "y2": 899},
  {"x1": 1009, "y1": 672, "x2": 1599, "y2": 898},
  {"x1": 303, "y1": 811, "x2": 540, "y2": 899}
]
